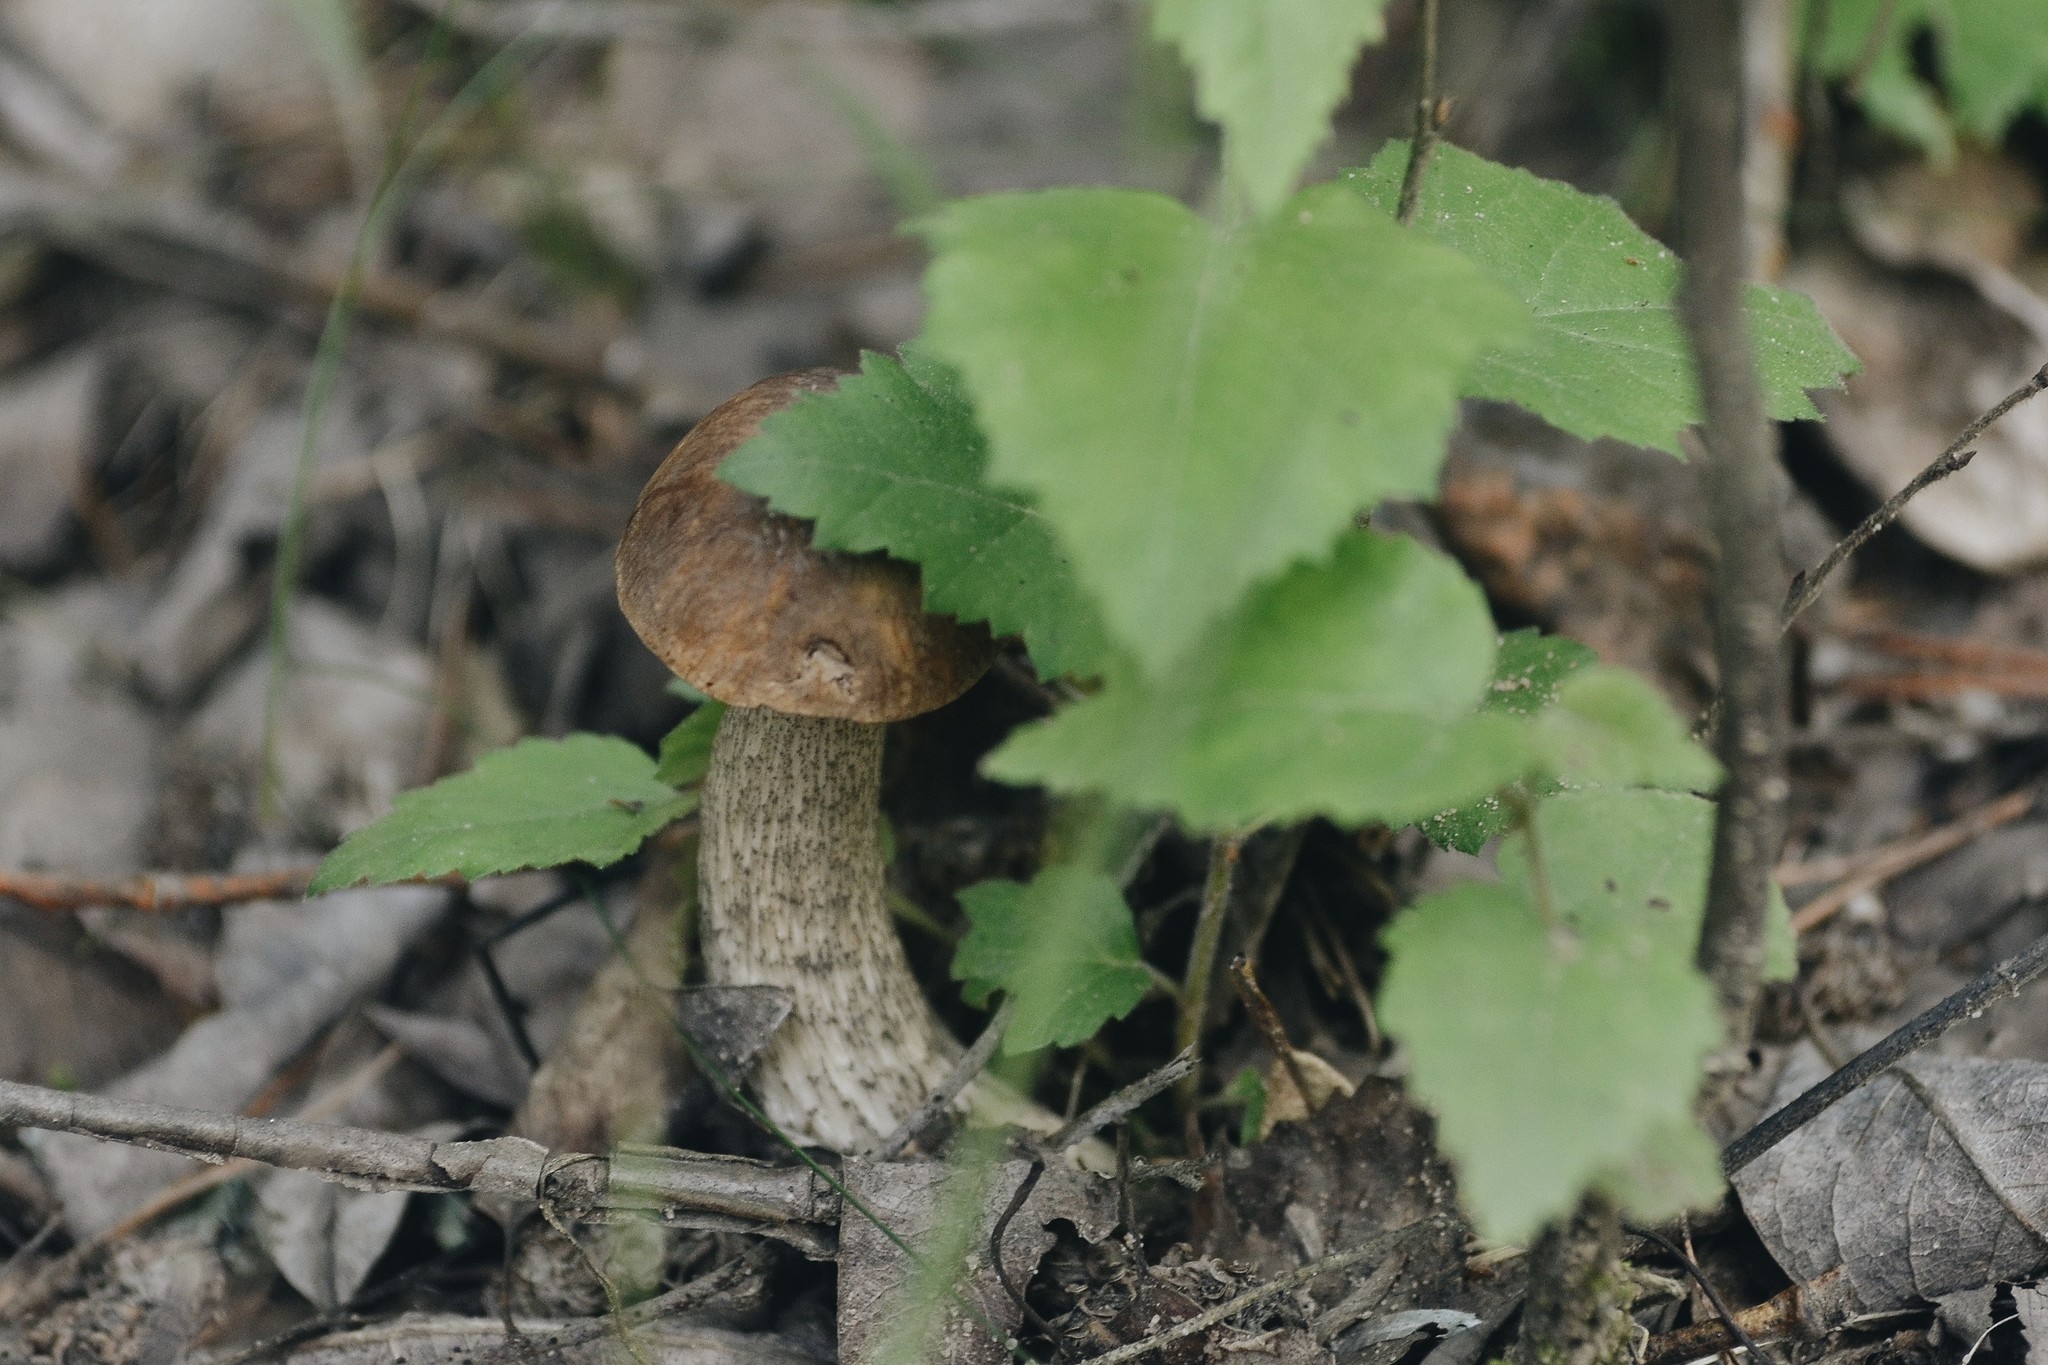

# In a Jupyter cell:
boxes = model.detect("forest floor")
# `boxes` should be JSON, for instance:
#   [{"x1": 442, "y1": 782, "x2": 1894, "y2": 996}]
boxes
[{"x1": 4, "y1": 1, "x2": 2048, "y2": 1362}]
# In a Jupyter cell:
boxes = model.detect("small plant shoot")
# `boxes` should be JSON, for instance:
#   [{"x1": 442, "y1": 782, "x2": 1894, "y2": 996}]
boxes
[{"x1": 319, "y1": 0, "x2": 1859, "y2": 1247}]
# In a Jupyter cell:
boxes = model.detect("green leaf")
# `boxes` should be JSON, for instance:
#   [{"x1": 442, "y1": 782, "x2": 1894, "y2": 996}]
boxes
[
  {"x1": 1939, "y1": 0, "x2": 2048, "y2": 137},
  {"x1": 1226, "y1": 1067, "x2": 1269, "y2": 1148},
  {"x1": 1419, "y1": 632, "x2": 1719, "y2": 854},
  {"x1": 719, "y1": 349, "x2": 1111, "y2": 679},
  {"x1": 1152, "y1": 0, "x2": 1395, "y2": 217},
  {"x1": 1415, "y1": 792, "x2": 1516, "y2": 858},
  {"x1": 987, "y1": 533, "x2": 1534, "y2": 830},
  {"x1": 311, "y1": 736, "x2": 692, "y2": 893},
  {"x1": 1483, "y1": 628, "x2": 1599, "y2": 717},
  {"x1": 1381, "y1": 788, "x2": 1728, "y2": 1240},
  {"x1": 1419, "y1": 630, "x2": 1596, "y2": 853},
  {"x1": 1345, "y1": 144, "x2": 1858, "y2": 455},
  {"x1": 1530, "y1": 669, "x2": 1722, "y2": 792},
  {"x1": 655, "y1": 702, "x2": 725, "y2": 787},
  {"x1": 1591, "y1": 1120, "x2": 1726, "y2": 1227},
  {"x1": 919, "y1": 183, "x2": 1526, "y2": 675},
  {"x1": 953, "y1": 865, "x2": 1153, "y2": 1054},
  {"x1": 1813, "y1": 0, "x2": 2048, "y2": 148}
]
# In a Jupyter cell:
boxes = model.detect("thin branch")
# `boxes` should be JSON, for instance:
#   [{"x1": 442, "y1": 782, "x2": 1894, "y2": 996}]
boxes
[
  {"x1": 1672, "y1": 0, "x2": 1790, "y2": 1040},
  {"x1": 1782, "y1": 450, "x2": 1977, "y2": 627},
  {"x1": 1783, "y1": 783, "x2": 2039, "y2": 934},
  {"x1": 1722, "y1": 925, "x2": 2048, "y2": 1173},
  {"x1": 0, "y1": 1077, "x2": 838, "y2": 1231},
  {"x1": 1227, "y1": 957, "x2": 1315, "y2": 1105},
  {"x1": 0, "y1": 866, "x2": 317, "y2": 913},
  {"x1": 1785, "y1": 363, "x2": 2048, "y2": 628},
  {"x1": 0, "y1": 1045, "x2": 407, "y2": 1319},
  {"x1": 1046, "y1": 1047, "x2": 1197, "y2": 1155},
  {"x1": 868, "y1": 996, "x2": 1016, "y2": 1160},
  {"x1": 1395, "y1": 0, "x2": 1445, "y2": 226},
  {"x1": 1086, "y1": 1216, "x2": 1456, "y2": 1365},
  {"x1": 986, "y1": 1159, "x2": 1066, "y2": 1357},
  {"x1": 465, "y1": 1258, "x2": 759, "y2": 1365}
]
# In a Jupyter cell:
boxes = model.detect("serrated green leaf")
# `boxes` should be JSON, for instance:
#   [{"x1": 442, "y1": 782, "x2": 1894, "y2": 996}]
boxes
[
  {"x1": 719, "y1": 349, "x2": 1111, "y2": 680},
  {"x1": 1381, "y1": 788, "x2": 1728, "y2": 1240},
  {"x1": 1152, "y1": 0, "x2": 1395, "y2": 217},
  {"x1": 655, "y1": 702, "x2": 725, "y2": 787},
  {"x1": 1530, "y1": 669, "x2": 1722, "y2": 792},
  {"x1": 1345, "y1": 144, "x2": 1858, "y2": 455},
  {"x1": 919, "y1": 183, "x2": 1526, "y2": 675},
  {"x1": 311, "y1": 736, "x2": 692, "y2": 893},
  {"x1": 953, "y1": 866, "x2": 1152, "y2": 1053},
  {"x1": 987, "y1": 533, "x2": 1535, "y2": 830}
]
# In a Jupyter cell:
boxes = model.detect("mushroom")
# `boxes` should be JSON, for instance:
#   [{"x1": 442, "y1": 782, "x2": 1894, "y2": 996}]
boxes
[{"x1": 615, "y1": 369, "x2": 1000, "y2": 1151}]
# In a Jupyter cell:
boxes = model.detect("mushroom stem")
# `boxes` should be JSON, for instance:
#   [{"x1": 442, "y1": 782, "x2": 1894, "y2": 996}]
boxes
[{"x1": 698, "y1": 704, "x2": 960, "y2": 1151}]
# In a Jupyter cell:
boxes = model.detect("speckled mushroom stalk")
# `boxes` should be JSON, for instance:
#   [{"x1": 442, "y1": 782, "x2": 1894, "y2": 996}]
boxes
[
  {"x1": 616, "y1": 370, "x2": 1000, "y2": 1152},
  {"x1": 699, "y1": 707, "x2": 955, "y2": 1149}
]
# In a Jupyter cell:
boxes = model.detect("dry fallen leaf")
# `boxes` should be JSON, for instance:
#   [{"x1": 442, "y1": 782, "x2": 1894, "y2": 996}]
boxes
[
  {"x1": 1259, "y1": 1048, "x2": 1357, "y2": 1139},
  {"x1": 1733, "y1": 1042, "x2": 2048, "y2": 1312}
]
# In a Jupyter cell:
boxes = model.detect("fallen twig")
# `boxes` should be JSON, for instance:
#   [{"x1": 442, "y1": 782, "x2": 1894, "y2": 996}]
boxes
[
  {"x1": 1828, "y1": 672, "x2": 2048, "y2": 702},
  {"x1": 1638, "y1": 1270, "x2": 1854, "y2": 1365},
  {"x1": 1845, "y1": 628, "x2": 2048, "y2": 674},
  {"x1": 1638, "y1": 1286, "x2": 1801, "y2": 1365},
  {"x1": 1722, "y1": 925, "x2": 2048, "y2": 1173},
  {"x1": 1784, "y1": 362, "x2": 2048, "y2": 629},
  {"x1": 868, "y1": 996, "x2": 1016, "y2": 1161},
  {"x1": 0, "y1": 1077, "x2": 837, "y2": 1240},
  {"x1": 1625, "y1": 1222, "x2": 1786, "y2": 1365},
  {"x1": 1, "y1": 1044, "x2": 408, "y2": 1320},
  {"x1": 1046, "y1": 1047, "x2": 1197, "y2": 1156},
  {"x1": 1782, "y1": 450, "x2": 1978, "y2": 628},
  {"x1": 1228, "y1": 956, "x2": 1316, "y2": 1106},
  {"x1": 0, "y1": 866, "x2": 318, "y2": 913},
  {"x1": 1086, "y1": 1216, "x2": 1456, "y2": 1364},
  {"x1": 1779, "y1": 783, "x2": 2039, "y2": 933},
  {"x1": 465, "y1": 1257, "x2": 759, "y2": 1365},
  {"x1": 1815, "y1": 626, "x2": 2048, "y2": 703}
]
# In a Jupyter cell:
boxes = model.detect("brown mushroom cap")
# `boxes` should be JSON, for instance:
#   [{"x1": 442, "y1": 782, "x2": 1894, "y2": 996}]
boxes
[{"x1": 616, "y1": 369, "x2": 997, "y2": 722}]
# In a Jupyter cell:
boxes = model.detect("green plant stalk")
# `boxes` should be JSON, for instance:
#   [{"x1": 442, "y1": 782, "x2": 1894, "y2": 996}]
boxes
[
  {"x1": 1671, "y1": 0, "x2": 1789, "y2": 1041},
  {"x1": 1175, "y1": 831, "x2": 1242, "y2": 1107},
  {"x1": 1394, "y1": 0, "x2": 1443, "y2": 226}
]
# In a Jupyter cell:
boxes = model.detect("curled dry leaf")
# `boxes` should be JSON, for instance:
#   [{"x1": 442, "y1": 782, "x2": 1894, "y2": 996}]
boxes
[
  {"x1": 1732, "y1": 1043, "x2": 2048, "y2": 1313},
  {"x1": 1258, "y1": 1048, "x2": 1356, "y2": 1140}
]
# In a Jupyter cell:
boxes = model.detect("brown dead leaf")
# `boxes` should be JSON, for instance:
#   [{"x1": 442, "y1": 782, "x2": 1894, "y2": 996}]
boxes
[{"x1": 1734, "y1": 1042, "x2": 2048, "y2": 1312}]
